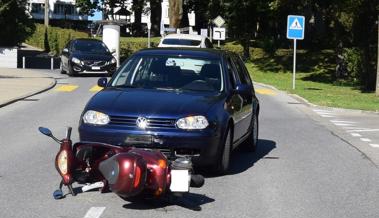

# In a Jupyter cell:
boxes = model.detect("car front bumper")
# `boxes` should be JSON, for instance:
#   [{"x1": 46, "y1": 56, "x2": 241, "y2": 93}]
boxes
[
  {"x1": 79, "y1": 124, "x2": 222, "y2": 166},
  {"x1": 71, "y1": 62, "x2": 116, "y2": 73}
]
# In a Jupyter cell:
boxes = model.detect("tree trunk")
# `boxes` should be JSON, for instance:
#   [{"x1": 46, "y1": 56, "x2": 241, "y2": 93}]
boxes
[
  {"x1": 168, "y1": 0, "x2": 182, "y2": 28},
  {"x1": 150, "y1": 0, "x2": 162, "y2": 37}
]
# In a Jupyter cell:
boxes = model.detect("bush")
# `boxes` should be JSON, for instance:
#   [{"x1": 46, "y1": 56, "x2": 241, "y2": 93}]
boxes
[
  {"x1": 119, "y1": 37, "x2": 160, "y2": 60},
  {"x1": 26, "y1": 24, "x2": 88, "y2": 55},
  {"x1": 342, "y1": 47, "x2": 363, "y2": 85}
]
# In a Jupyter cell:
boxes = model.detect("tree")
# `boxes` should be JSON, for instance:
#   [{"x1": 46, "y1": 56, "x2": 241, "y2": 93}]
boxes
[
  {"x1": 168, "y1": 0, "x2": 182, "y2": 28},
  {"x1": 0, "y1": 0, "x2": 35, "y2": 46}
]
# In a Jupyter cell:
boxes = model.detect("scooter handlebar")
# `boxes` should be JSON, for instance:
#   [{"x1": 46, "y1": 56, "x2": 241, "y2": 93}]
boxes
[{"x1": 65, "y1": 127, "x2": 72, "y2": 140}]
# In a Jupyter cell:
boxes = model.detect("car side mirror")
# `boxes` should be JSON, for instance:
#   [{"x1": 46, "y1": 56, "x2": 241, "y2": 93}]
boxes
[
  {"x1": 234, "y1": 84, "x2": 252, "y2": 95},
  {"x1": 98, "y1": 77, "x2": 108, "y2": 88}
]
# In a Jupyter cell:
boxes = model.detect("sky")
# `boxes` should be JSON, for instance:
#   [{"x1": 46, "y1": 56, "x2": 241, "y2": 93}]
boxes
[{"x1": 89, "y1": 11, "x2": 102, "y2": 21}]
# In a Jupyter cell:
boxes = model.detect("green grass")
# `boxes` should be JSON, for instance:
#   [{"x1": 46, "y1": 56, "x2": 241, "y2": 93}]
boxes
[{"x1": 246, "y1": 51, "x2": 379, "y2": 112}]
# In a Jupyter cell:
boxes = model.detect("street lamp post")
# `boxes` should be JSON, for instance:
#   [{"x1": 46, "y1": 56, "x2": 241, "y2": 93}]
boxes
[{"x1": 44, "y1": 0, "x2": 49, "y2": 27}]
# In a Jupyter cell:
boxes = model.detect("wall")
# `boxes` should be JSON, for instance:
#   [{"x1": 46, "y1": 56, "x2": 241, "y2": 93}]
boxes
[{"x1": 0, "y1": 48, "x2": 17, "y2": 68}]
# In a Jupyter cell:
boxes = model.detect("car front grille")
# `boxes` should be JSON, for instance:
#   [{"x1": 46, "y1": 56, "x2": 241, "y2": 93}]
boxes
[
  {"x1": 109, "y1": 115, "x2": 177, "y2": 129},
  {"x1": 83, "y1": 60, "x2": 107, "y2": 66}
]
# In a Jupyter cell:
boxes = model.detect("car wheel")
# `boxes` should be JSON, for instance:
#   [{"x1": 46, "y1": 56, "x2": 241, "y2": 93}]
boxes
[
  {"x1": 107, "y1": 71, "x2": 113, "y2": 77},
  {"x1": 243, "y1": 113, "x2": 259, "y2": 152},
  {"x1": 59, "y1": 62, "x2": 66, "y2": 74},
  {"x1": 67, "y1": 65, "x2": 77, "y2": 77},
  {"x1": 213, "y1": 128, "x2": 232, "y2": 175}
]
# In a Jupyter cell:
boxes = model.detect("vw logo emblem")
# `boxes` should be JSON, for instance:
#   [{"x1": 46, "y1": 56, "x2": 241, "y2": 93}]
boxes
[{"x1": 136, "y1": 117, "x2": 148, "y2": 129}]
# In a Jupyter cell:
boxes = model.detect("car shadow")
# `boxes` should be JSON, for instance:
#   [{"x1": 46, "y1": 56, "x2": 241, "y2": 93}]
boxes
[
  {"x1": 75, "y1": 73, "x2": 110, "y2": 78},
  {"x1": 197, "y1": 139, "x2": 277, "y2": 177},
  {"x1": 122, "y1": 192, "x2": 215, "y2": 211},
  {"x1": 229, "y1": 139, "x2": 276, "y2": 175}
]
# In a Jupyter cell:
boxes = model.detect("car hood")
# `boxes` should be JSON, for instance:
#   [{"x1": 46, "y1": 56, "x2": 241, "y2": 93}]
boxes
[
  {"x1": 72, "y1": 52, "x2": 112, "y2": 61},
  {"x1": 85, "y1": 88, "x2": 224, "y2": 118}
]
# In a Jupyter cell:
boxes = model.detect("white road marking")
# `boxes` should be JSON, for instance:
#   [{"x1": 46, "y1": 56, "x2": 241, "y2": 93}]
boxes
[
  {"x1": 320, "y1": 115, "x2": 335, "y2": 118},
  {"x1": 347, "y1": 129, "x2": 379, "y2": 133},
  {"x1": 83, "y1": 207, "x2": 106, "y2": 218},
  {"x1": 360, "y1": 138, "x2": 372, "y2": 142},
  {"x1": 333, "y1": 123, "x2": 354, "y2": 126},
  {"x1": 313, "y1": 109, "x2": 332, "y2": 112},
  {"x1": 369, "y1": 144, "x2": 379, "y2": 148},
  {"x1": 330, "y1": 120, "x2": 356, "y2": 124},
  {"x1": 343, "y1": 127, "x2": 365, "y2": 129},
  {"x1": 350, "y1": 133, "x2": 362, "y2": 137}
]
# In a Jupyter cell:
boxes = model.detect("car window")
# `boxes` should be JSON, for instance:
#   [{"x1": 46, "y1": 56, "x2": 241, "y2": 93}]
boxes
[
  {"x1": 232, "y1": 55, "x2": 251, "y2": 85},
  {"x1": 72, "y1": 40, "x2": 109, "y2": 54},
  {"x1": 226, "y1": 56, "x2": 238, "y2": 89},
  {"x1": 162, "y1": 39, "x2": 202, "y2": 46},
  {"x1": 111, "y1": 55, "x2": 223, "y2": 92}
]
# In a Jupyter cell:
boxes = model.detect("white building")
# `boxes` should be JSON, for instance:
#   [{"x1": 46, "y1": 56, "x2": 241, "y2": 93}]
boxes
[{"x1": 27, "y1": 0, "x2": 88, "y2": 21}]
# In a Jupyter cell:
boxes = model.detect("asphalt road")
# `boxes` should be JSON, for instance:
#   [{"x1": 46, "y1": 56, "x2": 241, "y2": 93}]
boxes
[{"x1": 0, "y1": 71, "x2": 378, "y2": 218}]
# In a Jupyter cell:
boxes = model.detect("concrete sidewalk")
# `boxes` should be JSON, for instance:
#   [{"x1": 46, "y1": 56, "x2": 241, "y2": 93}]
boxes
[{"x1": 0, "y1": 68, "x2": 56, "y2": 107}]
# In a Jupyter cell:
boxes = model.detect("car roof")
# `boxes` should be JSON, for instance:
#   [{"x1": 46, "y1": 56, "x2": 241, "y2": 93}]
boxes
[
  {"x1": 136, "y1": 48, "x2": 229, "y2": 59},
  {"x1": 162, "y1": 34, "x2": 207, "y2": 41}
]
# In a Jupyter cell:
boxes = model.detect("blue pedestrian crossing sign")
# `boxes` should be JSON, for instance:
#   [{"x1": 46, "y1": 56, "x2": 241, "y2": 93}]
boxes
[{"x1": 287, "y1": 15, "x2": 305, "y2": 40}]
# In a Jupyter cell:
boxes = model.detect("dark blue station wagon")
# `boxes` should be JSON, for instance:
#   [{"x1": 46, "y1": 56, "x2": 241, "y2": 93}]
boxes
[{"x1": 79, "y1": 48, "x2": 259, "y2": 174}]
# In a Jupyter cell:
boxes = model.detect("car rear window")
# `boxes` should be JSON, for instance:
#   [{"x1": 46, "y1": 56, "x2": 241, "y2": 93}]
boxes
[
  {"x1": 162, "y1": 39, "x2": 201, "y2": 46},
  {"x1": 111, "y1": 55, "x2": 223, "y2": 93}
]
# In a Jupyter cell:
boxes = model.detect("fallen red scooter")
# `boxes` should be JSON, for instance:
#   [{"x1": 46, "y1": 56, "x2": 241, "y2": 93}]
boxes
[{"x1": 38, "y1": 126, "x2": 204, "y2": 203}]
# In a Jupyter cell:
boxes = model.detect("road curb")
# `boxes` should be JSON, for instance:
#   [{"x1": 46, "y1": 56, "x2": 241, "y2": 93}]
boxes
[
  {"x1": 0, "y1": 78, "x2": 57, "y2": 108},
  {"x1": 255, "y1": 82, "x2": 379, "y2": 115}
]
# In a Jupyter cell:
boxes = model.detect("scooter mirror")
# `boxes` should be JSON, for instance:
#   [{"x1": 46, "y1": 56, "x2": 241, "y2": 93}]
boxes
[
  {"x1": 39, "y1": 127, "x2": 52, "y2": 137},
  {"x1": 53, "y1": 189, "x2": 65, "y2": 200}
]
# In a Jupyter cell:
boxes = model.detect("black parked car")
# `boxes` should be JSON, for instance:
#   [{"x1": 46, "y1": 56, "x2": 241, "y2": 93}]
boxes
[
  {"x1": 79, "y1": 48, "x2": 259, "y2": 174},
  {"x1": 60, "y1": 38, "x2": 117, "y2": 76}
]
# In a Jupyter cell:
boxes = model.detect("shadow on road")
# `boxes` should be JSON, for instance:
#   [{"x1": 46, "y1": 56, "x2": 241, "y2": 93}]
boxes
[
  {"x1": 229, "y1": 138, "x2": 276, "y2": 175},
  {"x1": 122, "y1": 192, "x2": 215, "y2": 211}
]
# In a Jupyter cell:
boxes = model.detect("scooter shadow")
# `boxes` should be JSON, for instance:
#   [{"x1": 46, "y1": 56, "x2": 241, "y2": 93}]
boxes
[{"x1": 122, "y1": 192, "x2": 215, "y2": 211}]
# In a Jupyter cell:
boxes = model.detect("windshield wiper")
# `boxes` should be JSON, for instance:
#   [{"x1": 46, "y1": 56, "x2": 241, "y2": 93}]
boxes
[{"x1": 112, "y1": 84, "x2": 137, "y2": 88}]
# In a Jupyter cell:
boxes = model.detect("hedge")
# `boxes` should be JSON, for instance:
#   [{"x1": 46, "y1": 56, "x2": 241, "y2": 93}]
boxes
[{"x1": 25, "y1": 24, "x2": 88, "y2": 55}]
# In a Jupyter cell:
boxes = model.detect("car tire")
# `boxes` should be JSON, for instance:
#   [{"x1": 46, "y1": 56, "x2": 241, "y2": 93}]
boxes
[
  {"x1": 107, "y1": 71, "x2": 113, "y2": 77},
  {"x1": 243, "y1": 113, "x2": 259, "y2": 152},
  {"x1": 59, "y1": 62, "x2": 66, "y2": 74},
  {"x1": 67, "y1": 65, "x2": 76, "y2": 77},
  {"x1": 213, "y1": 127, "x2": 232, "y2": 175}
]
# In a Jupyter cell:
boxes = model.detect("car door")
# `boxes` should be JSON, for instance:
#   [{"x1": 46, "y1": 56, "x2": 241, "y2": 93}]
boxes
[
  {"x1": 225, "y1": 55, "x2": 245, "y2": 142},
  {"x1": 231, "y1": 54, "x2": 253, "y2": 140}
]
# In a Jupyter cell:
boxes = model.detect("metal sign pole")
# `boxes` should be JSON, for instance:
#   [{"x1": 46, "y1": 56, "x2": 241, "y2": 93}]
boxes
[
  {"x1": 293, "y1": 39, "x2": 297, "y2": 90},
  {"x1": 218, "y1": 40, "x2": 220, "y2": 48}
]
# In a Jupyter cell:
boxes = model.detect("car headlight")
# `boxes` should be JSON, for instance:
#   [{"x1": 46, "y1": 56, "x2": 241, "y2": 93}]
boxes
[
  {"x1": 176, "y1": 116, "x2": 209, "y2": 130},
  {"x1": 110, "y1": 57, "x2": 117, "y2": 64},
  {"x1": 83, "y1": 110, "x2": 110, "y2": 125},
  {"x1": 72, "y1": 57, "x2": 81, "y2": 65}
]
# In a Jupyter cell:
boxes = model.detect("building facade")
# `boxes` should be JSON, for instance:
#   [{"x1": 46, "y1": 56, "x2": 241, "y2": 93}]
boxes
[{"x1": 27, "y1": 0, "x2": 88, "y2": 21}]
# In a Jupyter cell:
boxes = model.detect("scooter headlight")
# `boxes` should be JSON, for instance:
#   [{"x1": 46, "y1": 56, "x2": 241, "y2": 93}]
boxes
[
  {"x1": 83, "y1": 110, "x2": 110, "y2": 125},
  {"x1": 176, "y1": 116, "x2": 209, "y2": 130},
  {"x1": 57, "y1": 150, "x2": 68, "y2": 175}
]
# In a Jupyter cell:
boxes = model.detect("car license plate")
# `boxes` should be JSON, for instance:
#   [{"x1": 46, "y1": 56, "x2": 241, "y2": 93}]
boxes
[
  {"x1": 92, "y1": 66, "x2": 101, "y2": 70},
  {"x1": 169, "y1": 170, "x2": 189, "y2": 192}
]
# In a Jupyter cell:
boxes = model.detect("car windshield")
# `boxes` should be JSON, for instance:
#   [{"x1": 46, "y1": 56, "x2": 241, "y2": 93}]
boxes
[
  {"x1": 111, "y1": 55, "x2": 223, "y2": 92},
  {"x1": 162, "y1": 39, "x2": 201, "y2": 46},
  {"x1": 72, "y1": 40, "x2": 109, "y2": 54}
]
